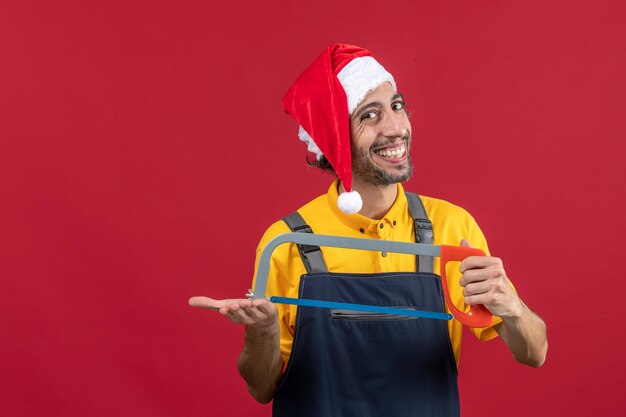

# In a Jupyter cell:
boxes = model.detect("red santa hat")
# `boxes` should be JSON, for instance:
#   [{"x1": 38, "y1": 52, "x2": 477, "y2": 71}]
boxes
[{"x1": 282, "y1": 44, "x2": 397, "y2": 214}]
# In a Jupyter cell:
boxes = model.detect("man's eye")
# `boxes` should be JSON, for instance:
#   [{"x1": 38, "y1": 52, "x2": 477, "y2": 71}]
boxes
[
  {"x1": 392, "y1": 101, "x2": 405, "y2": 111},
  {"x1": 361, "y1": 111, "x2": 378, "y2": 121}
]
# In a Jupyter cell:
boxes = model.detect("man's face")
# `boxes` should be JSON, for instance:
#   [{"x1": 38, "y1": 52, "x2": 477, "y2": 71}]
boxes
[{"x1": 349, "y1": 82, "x2": 413, "y2": 185}]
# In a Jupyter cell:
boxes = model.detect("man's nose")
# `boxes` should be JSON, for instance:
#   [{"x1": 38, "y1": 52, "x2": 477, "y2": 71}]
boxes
[{"x1": 380, "y1": 111, "x2": 408, "y2": 139}]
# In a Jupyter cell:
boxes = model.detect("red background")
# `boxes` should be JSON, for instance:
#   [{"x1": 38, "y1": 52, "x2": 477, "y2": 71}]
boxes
[{"x1": 1, "y1": 1, "x2": 625, "y2": 416}]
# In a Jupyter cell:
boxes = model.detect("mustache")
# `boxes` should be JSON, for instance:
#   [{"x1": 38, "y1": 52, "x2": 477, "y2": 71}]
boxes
[{"x1": 370, "y1": 134, "x2": 411, "y2": 150}]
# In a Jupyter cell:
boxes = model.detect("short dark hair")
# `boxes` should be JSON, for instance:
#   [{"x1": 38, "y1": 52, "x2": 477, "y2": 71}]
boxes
[{"x1": 306, "y1": 154, "x2": 337, "y2": 176}]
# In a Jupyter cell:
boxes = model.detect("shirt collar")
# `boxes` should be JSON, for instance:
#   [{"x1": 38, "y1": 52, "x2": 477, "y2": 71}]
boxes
[{"x1": 327, "y1": 179, "x2": 408, "y2": 233}]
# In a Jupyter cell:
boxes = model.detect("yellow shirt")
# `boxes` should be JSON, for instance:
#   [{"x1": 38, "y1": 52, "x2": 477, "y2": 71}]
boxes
[{"x1": 252, "y1": 179, "x2": 501, "y2": 365}]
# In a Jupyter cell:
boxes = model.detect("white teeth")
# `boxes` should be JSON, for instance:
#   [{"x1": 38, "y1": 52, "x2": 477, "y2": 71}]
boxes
[{"x1": 377, "y1": 145, "x2": 407, "y2": 158}]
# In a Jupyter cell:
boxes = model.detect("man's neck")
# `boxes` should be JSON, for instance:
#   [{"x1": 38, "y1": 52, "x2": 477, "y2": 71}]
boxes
[{"x1": 339, "y1": 179, "x2": 398, "y2": 220}]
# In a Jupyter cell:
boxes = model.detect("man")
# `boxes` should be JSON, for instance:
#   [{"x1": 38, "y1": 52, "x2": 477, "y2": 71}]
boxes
[{"x1": 189, "y1": 44, "x2": 547, "y2": 416}]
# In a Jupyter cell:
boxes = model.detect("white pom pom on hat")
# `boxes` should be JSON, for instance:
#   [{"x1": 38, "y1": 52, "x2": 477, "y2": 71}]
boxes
[
  {"x1": 282, "y1": 44, "x2": 396, "y2": 214},
  {"x1": 337, "y1": 190, "x2": 363, "y2": 215}
]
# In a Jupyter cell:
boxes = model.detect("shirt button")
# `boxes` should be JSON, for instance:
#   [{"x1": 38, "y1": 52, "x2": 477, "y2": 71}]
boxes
[
  {"x1": 393, "y1": 220, "x2": 397, "y2": 226},
  {"x1": 379, "y1": 223, "x2": 384, "y2": 229},
  {"x1": 359, "y1": 228, "x2": 365, "y2": 233},
  {"x1": 381, "y1": 251, "x2": 387, "y2": 257}
]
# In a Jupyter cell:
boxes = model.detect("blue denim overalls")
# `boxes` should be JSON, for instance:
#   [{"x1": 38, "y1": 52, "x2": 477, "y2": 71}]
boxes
[{"x1": 272, "y1": 193, "x2": 459, "y2": 417}]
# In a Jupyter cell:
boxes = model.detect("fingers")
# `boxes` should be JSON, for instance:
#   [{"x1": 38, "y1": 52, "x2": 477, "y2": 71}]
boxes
[
  {"x1": 455, "y1": 242, "x2": 524, "y2": 317},
  {"x1": 217, "y1": 299, "x2": 251, "y2": 315},
  {"x1": 211, "y1": 300, "x2": 253, "y2": 324},
  {"x1": 464, "y1": 292, "x2": 500, "y2": 306},
  {"x1": 224, "y1": 305, "x2": 254, "y2": 324},
  {"x1": 189, "y1": 296, "x2": 278, "y2": 327},
  {"x1": 460, "y1": 239, "x2": 473, "y2": 248},
  {"x1": 459, "y1": 239, "x2": 501, "y2": 274},
  {"x1": 457, "y1": 261, "x2": 520, "y2": 315},
  {"x1": 226, "y1": 300, "x2": 277, "y2": 327},
  {"x1": 460, "y1": 255, "x2": 503, "y2": 274},
  {"x1": 459, "y1": 266, "x2": 503, "y2": 286},
  {"x1": 460, "y1": 269, "x2": 501, "y2": 303},
  {"x1": 188, "y1": 296, "x2": 225, "y2": 311},
  {"x1": 462, "y1": 279, "x2": 493, "y2": 297},
  {"x1": 244, "y1": 299, "x2": 278, "y2": 325},
  {"x1": 244, "y1": 302, "x2": 270, "y2": 322},
  {"x1": 252, "y1": 299, "x2": 278, "y2": 316},
  {"x1": 462, "y1": 276, "x2": 502, "y2": 306},
  {"x1": 188, "y1": 296, "x2": 251, "y2": 310}
]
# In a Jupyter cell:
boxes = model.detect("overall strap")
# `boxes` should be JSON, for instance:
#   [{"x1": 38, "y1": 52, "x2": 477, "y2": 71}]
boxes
[
  {"x1": 282, "y1": 212, "x2": 329, "y2": 274},
  {"x1": 405, "y1": 192, "x2": 435, "y2": 273}
]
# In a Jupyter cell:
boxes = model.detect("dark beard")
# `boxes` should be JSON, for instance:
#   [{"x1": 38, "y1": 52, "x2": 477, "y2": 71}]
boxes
[{"x1": 351, "y1": 146, "x2": 413, "y2": 185}]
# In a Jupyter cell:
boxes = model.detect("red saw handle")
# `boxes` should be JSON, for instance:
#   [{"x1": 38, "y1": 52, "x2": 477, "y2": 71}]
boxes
[{"x1": 440, "y1": 245, "x2": 493, "y2": 328}]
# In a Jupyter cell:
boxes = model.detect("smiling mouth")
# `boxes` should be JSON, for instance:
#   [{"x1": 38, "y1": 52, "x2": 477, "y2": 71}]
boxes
[{"x1": 374, "y1": 143, "x2": 407, "y2": 160}]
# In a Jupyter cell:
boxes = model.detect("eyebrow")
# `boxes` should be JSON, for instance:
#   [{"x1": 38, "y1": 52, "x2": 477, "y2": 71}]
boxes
[{"x1": 351, "y1": 92, "x2": 405, "y2": 120}]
